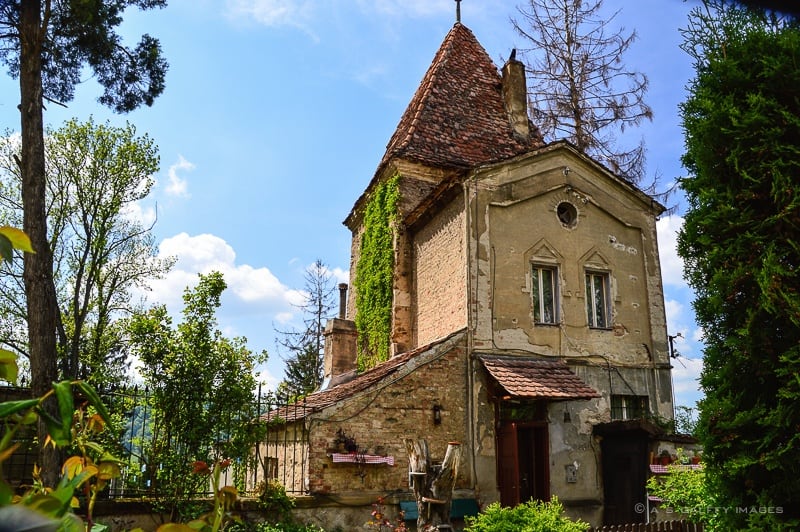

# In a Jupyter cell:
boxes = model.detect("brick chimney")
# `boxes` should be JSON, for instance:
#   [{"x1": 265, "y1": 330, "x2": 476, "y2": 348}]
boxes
[
  {"x1": 501, "y1": 50, "x2": 530, "y2": 141},
  {"x1": 321, "y1": 283, "x2": 357, "y2": 388}
]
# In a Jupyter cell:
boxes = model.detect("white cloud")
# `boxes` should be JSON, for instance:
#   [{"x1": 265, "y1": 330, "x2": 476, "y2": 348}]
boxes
[
  {"x1": 143, "y1": 233, "x2": 305, "y2": 317},
  {"x1": 224, "y1": 0, "x2": 314, "y2": 30},
  {"x1": 164, "y1": 155, "x2": 193, "y2": 198},
  {"x1": 256, "y1": 365, "x2": 281, "y2": 391},
  {"x1": 656, "y1": 215, "x2": 687, "y2": 288},
  {"x1": 664, "y1": 298, "x2": 684, "y2": 330},
  {"x1": 121, "y1": 202, "x2": 157, "y2": 228},
  {"x1": 671, "y1": 355, "x2": 703, "y2": 407}
]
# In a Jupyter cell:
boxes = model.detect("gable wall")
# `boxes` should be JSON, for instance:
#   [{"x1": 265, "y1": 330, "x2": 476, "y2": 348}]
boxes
[
  {"x1": 470, "y1": 149, "x2": 668, "y2": 365},
  {"x1": 468, "y1": 147, "x2": 674, "y2": 421}
]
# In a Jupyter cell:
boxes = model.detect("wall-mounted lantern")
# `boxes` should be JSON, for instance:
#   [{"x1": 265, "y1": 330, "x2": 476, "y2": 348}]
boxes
[{"x1": 433, "y1": 404, "x2": 442, "y2": 425}]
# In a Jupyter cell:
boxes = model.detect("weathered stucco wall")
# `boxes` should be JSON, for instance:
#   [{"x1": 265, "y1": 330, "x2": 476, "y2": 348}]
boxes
[
  {"x1": 470, "y1": 148, "x2": 668, "y2": 365},
  {"x1": 413, "y1": 194, "x2": 467, "y2": 346},
  {"x1": 467, "y1": 147, "x2": 673, "y2": 417}
]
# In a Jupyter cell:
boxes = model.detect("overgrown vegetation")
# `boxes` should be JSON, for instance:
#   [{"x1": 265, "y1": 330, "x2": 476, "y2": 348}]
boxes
[
  {"x1": 0, "y1": 0, "x2": 168, "y2": 486},
  {"x1": 126, "y1": 272, "x2": 268, "y2": 521},
  {"x1": 354, "y1": 174, "x2": 399, "y2": 371},
  {"x1": 678, "y1": 1, "x2": 800, "y2": 529},
  {"x1": 0, "y1": 118, "x2": 174, "y2": 387},
  {"x1": 0, "y1": 225, "x2": 119, "y2": 530},
  {"x1": 646, "y1": 452, "x2": 719, "y2": 531},
  {"x1": 464, "y1": 496, "x2": 589, "y2": 532}
]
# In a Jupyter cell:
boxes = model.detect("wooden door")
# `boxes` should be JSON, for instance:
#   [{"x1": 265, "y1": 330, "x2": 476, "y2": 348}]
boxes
[
  {"x1": 497, "y1": 421, "x2": 549, "y2": 506},
  {"x1": 601, "y1": 433, "x2": 648, "y2": 525}
]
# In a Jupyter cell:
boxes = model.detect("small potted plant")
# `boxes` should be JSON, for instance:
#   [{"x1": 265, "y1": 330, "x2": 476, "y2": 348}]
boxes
[{"x1": 658, "y1": 449, "x2": 672, "y2": 466}]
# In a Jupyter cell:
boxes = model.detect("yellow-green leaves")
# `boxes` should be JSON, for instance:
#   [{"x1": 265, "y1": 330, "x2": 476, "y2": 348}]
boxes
[
  {"x1": 0, "y1": 226, "x2": 33, "y2": 264},
  {"x1": 0, "y1": 349, "x2": 18, "y2": 385}
]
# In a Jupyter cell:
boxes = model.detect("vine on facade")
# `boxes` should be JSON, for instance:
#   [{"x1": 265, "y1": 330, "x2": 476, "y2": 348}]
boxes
[{"x1": 354, "y1": 174, "x2": 399, "y2": 371}]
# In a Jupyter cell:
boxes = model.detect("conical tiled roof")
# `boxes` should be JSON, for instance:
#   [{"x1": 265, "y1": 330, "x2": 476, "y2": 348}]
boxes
[{"x1": 380, "y1": 23, "x2": 542, "y2": 170}]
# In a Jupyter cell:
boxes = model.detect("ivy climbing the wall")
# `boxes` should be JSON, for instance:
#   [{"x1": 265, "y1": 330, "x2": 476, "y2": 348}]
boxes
[{"x1": 354, "y1": 174, "x2": 400, "y2": 371}]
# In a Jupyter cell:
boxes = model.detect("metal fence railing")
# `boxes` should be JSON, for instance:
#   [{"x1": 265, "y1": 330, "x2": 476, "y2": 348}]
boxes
[{"x1": 0, "y1": 383, "x2": 310, "y2": 498}]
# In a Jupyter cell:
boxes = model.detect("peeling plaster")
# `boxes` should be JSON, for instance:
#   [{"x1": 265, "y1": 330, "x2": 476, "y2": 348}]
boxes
[{"x1": 607, "y1": 234, "x2": 638, "y2": 255}]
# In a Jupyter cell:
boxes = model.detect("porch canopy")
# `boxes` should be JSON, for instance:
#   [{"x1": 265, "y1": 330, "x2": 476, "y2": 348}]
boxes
[{"x1": 478, "y1": 354, "x2": 600, "y2": 401}]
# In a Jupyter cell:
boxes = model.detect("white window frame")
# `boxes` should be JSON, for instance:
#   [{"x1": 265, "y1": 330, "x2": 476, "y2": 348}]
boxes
[
  {"x1": 611, "y1": 394, "x2": 649, "y2": 421},
  {"x1": 531, "y1": 264, "x2": 558, "y2": 325},
  {"x1": 585, "y1": 270, "x2": 610, "y2": 328}
]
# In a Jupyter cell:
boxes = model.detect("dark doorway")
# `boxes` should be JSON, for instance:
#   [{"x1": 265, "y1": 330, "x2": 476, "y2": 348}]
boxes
[
  {"x1": 497, "y1": 421, "x2": 549, "y2": 506},
  {"x1": 600, "y1": 432, "x2": 648, "y2": 525}
]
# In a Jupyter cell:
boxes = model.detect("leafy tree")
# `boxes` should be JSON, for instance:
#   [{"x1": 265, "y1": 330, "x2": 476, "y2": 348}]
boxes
[
  {"x1": 673, "y1": 405, "x2": 698, "y2": 436},
  {"x1": 126, "y1": 272, "x2": 267, "y2": 520},
  {"x1": 0, "y1": 118, "x2": 173, "y2": 387},
  {"x1": 511, "y1": 0, "x2": 652, "y2": 181},
  {"x1": 678, "y1": 1, "x2": 800, "y2": 529},
  {"x1": 276, "y1": 259, "x2": 337, "y2": 399},
  {"x1": 0, "y1": 0, "x2": 168, "y2": 485}
]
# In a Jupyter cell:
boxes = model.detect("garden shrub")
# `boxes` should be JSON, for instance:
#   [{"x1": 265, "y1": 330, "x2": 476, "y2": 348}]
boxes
[
  {"x1": 464, "y1": 497, "x2": 589, "y2": 532},
  {"x1": 646, "y1": 455, "x2": 720, "y2": 531}
]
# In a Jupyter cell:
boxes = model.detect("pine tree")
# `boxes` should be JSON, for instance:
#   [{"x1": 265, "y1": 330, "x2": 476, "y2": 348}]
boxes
[{"x1": 276, "y1": 260, "x2": 336, "y2": 399}]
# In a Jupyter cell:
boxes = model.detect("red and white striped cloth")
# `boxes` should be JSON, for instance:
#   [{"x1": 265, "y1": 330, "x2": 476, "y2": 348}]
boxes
[
  {"x1": 649, "y1": 464, "x2": 702, "y2": 474},
  {"x1": 331, "y1": 452, "x2": 395, "y2": 466}
]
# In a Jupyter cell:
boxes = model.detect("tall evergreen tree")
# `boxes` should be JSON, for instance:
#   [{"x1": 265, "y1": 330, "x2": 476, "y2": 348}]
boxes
[
  {"x1": 678, "y1": 2, "x2": 800, "y2": 528},
  {"x1": 276, "y1": 260, "x2": 336, "y2": 399},
  {"x1": 511, "y1": 0, "x2": 652, "y2": 181},
  {"x1": 0, "y1": 0, "x2": 167, "y2": 485}
]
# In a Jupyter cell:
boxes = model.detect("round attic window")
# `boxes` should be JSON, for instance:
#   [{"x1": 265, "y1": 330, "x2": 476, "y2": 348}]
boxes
[{"x1": 557, "y1": 202, "x2": 578, "y2": 227}]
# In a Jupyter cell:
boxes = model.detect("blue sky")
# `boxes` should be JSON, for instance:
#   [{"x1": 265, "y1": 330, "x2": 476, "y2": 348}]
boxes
[{"x1": 0, "y1": 0, "x2": 705, "y2": 410}]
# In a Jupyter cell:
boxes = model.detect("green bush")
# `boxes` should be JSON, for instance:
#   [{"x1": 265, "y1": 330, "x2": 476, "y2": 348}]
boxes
[
  {"x1": 646, "y1": 457, "x2": 721, "y2": 531},
  {"x1": 228, "y1": 522, "x2": 323, "y2": 532},
  {"x1": 464, "y1": 497, "x2": 589, "y2": 532}
]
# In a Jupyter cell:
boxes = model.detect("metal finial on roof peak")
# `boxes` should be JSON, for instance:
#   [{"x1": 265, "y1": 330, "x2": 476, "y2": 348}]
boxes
[{"x1": 455, "y1": 0, "x2": 461, "y2": 23}]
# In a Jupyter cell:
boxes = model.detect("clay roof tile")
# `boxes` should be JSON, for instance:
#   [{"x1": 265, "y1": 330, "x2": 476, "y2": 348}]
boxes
[
  {"x1": 479, "y1": 355, "x2": 600, "y2": 400},
  {"x1": 380, "y1": 23, "x2": 542, "y2": 171}
]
